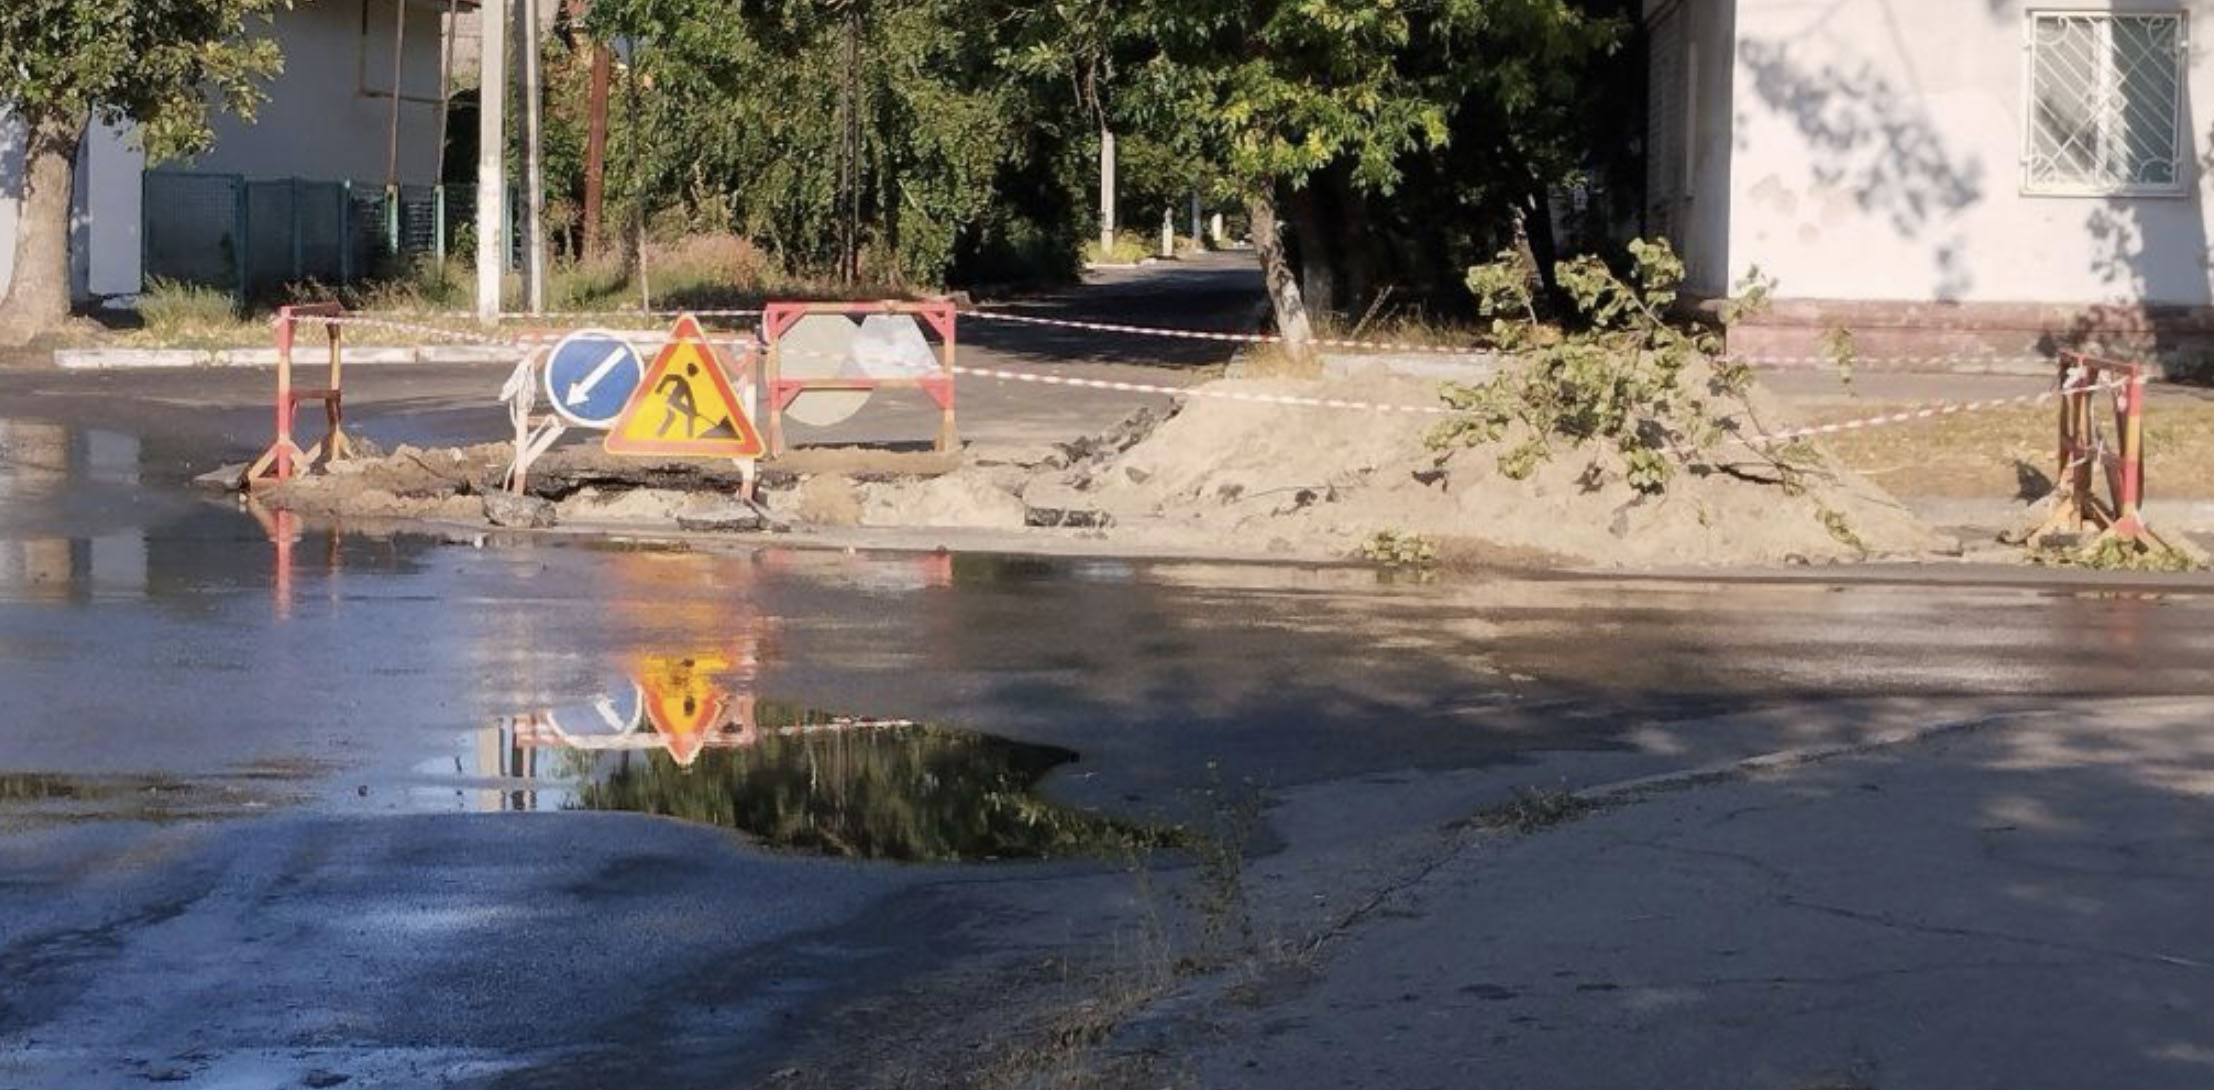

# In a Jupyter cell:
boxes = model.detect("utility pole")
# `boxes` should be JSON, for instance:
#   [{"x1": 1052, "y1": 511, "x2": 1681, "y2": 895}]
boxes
[
  {"x1": 476, "y1": 0, "x2": 509, "y2": 325},
  {"x1": 520, "y1": 0, "x2": 548, "y2": 314},
  {"x1": 582, "y1": 42, "x2": 610, "y2": 256},
  {"x1": 1098, "y1": 127, "x2": 1116, "y2": 253}
]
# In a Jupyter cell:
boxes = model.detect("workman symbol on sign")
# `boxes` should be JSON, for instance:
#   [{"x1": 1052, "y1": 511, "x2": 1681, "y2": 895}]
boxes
[
  {"x1": 655, "y1": 363, "x2": 706, "y2": 438},
  {"x1": 604, "y1": 314, "x2": 766, "y2": 458},
  {"x1": 652, "y1": 361, "x2": 741, "y2": 441}
]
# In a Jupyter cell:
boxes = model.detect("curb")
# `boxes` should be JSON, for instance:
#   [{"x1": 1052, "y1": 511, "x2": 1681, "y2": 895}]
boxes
[{"x1": 54, "y1": 344, "x2": 531, "y2": 371}]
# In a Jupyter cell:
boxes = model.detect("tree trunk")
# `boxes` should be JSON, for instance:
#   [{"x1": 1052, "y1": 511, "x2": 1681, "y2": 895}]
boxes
[
  {"x1": 1287, "y1": 186, "x2": 1336, "y2": 325},
  {"x1": 1525, "y1": 191, "x2": 1562, "y2": 299},
  {"x1": 1247, "y1": 188, "x2": 1315, "y2": 370},
  {"x1": 1338, "y1": 182, "x2": 1380, "y2": 320},
  {"x1": 0, "y1": 111, "x2": 84, "y2": 342}
]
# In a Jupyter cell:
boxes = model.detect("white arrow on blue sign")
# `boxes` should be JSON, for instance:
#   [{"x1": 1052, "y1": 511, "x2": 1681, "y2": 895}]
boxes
[{"x1": 542, "y1": 329, "x2": 646, "y2": 429}]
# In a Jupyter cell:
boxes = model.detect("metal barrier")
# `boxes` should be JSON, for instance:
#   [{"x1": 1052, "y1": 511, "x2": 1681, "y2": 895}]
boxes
[
  {"x1": 760, "y1": 301, "x2": 958, "y2": 455},
  {"x1": 2031, "y1": 351, "x2": 2148, "y2": 545},
  {"x1": 244, "y1": 303, "x2": 354, "y2": 487}
]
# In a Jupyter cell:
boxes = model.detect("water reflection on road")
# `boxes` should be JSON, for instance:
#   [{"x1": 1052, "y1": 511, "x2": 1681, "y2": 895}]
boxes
[{"x1": 483, "y1": 659, "x2": 1167, "y2": 861}]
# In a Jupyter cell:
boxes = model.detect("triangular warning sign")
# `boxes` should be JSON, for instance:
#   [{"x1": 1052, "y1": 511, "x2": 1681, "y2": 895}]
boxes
[
  {"x1": 636, "y1": 653, "x2": 730, "y2": 767},
  {"x1": 605, "y1": 314, "x2": 766, "y2": 458}
]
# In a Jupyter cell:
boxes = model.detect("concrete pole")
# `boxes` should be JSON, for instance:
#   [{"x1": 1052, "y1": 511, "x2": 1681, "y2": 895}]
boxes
[
  {"x1": 1160, "y1": 207, "x2": 1173, "y2": 259},
  {"x1": 520, "y1": 0, "x2": 547, "y2": 314},
  {"x1": 476, "y1": 0, "x2": 509, "y2": 324},
  {"x1": 1098, "y1": 127, "x2": 1116, "y2": 253},
  {"x1": 1190, "y1": 190, "x2": 1202, "y2": 246}
]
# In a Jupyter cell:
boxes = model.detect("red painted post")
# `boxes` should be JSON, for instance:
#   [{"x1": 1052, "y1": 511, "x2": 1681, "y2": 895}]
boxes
[
  {"x1": 274, "y1": 306, "x2": 297, "y2": 481},
  {"x1": 2119, "y1": 367, "x2": 2147, "y2": 534}
]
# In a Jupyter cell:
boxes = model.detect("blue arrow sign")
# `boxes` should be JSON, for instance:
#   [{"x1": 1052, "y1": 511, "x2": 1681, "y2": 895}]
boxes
[{"x1": 543, "y1": 329, "x2": 645, "y2": 429}]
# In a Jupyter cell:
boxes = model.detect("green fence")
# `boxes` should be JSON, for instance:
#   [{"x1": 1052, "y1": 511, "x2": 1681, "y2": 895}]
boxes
[{"x1": 142, "y1": 170, "x2": 472, "y2": 306}]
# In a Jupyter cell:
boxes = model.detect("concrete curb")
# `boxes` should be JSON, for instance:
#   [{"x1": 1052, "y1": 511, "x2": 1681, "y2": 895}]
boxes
[{"x1": 54, "y1": 344, "x2": 531, "y2": 371}]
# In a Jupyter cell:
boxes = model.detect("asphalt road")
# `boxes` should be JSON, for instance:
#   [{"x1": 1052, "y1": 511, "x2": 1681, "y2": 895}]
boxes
[{"x1": 2, "y1": 257, "x2": 2212, "y2": 1088}]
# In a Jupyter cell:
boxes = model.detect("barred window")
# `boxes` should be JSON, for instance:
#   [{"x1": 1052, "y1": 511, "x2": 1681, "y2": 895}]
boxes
[{"x1": 2025, "y1": 12, "x2": 2186, "y2": 195}]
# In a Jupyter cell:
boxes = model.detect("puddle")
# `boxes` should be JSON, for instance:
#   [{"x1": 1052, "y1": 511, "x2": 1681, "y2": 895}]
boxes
[{"x1": 485, "y1": 667, "x2": 1168, "y2": 861}]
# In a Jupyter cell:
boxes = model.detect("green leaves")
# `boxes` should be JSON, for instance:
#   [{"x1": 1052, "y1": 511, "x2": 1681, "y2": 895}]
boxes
[
  {"x1": 1433, "y1": 237, "x2": 1762, "y2": 497},
  {"x1": 0, "y1": 0, "x2": 287, "y2": 160}
]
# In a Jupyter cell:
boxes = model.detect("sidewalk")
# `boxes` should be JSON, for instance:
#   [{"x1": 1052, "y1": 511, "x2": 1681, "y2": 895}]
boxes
[{"x1": 1148, "y1": 700, "x2": 2214, "y2": 1090}]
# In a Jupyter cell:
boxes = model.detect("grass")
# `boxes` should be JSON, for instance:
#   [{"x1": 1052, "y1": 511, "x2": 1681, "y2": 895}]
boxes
[
  {"x1": 1810, "y1": 394, "x2": 2214, "y2": 501},
  {"x1": 1086, "y1": 230, "x2": 1156, "y2": 266},
  {"x1": 129, "y1": 277, "x2": 258, "y2": 348},
  {"x1": 1465, "y1": 787, "x2": 1600, "y2": 833}
]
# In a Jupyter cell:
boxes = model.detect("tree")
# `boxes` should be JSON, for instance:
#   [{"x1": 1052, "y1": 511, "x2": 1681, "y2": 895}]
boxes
[
  {"x1": 583, "y1": 0, "x2": 1087, "y2": 288},
  {"x1": 1017, "y1": 0, "x2": 1618, "y2": 362},
  {"x1": 0, "y1": 0, "x2": 284, "y2": 340}
]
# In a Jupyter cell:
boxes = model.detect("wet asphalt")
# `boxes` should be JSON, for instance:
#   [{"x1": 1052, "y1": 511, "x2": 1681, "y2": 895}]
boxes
[{"x1": 5, "y1": 258, "x2": 2214, "y2": 1087}]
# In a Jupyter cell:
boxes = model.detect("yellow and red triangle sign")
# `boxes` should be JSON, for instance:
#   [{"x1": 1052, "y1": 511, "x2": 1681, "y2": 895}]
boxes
[
  {"x1": 605, "y1": 314, "x2": 766, "y2": 458},
  {"x1": 635, "y1": 653, "x2": 730, "y2": 767}
]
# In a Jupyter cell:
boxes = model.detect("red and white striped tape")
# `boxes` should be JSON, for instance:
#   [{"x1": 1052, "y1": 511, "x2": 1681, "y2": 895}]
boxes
[
  {"x1": 1741, "y1": 373, "x2": 2136, "y2": 448},
  {"x1": 297, "y1": 314, "x2": 2134, "y2": 447},
  {"x1": 961, "y1": 308, "x2": 1489, "y2": 357}
]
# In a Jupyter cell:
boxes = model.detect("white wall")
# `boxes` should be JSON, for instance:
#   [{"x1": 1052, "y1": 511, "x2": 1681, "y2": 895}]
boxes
[
  {"x1": 1729, "y1": 0, "x2": 2214, "y2": 306},
  {"x1": 0, "y1": 113, "x2": 22, "y2": 299},
  {"x1": 73, "y1": 123, "x2": 144, "y2": 299},
  {"x1": 186, "y1": 0, "x2": 450, "y2": 185}
]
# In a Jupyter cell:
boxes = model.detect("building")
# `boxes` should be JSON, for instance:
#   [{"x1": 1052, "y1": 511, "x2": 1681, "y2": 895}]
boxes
[
  {"x1": 0, "y1": 0, "x2": 466, "y2": 307},
  {"x1": 1646, "y1": 1, "x2": 2214, "y2": 370}
]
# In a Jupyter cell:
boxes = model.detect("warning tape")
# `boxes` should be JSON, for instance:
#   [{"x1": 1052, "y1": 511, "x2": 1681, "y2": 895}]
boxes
[
  {"x1": 300, "y1": 313, "x2": 2141, "y2": 449},
  {"x1": 307, "y1": 314, "x2": 756, "y2": 352},
  {"x1": 1740, "y1": 373, "x2": 2137, "y2": 449},
  {"x1": 962, "y1": 308, "x2": 1487, "y2": 357},
  {"x1": 361, "y1": 305, "x2": 2072, "y2": 374}
]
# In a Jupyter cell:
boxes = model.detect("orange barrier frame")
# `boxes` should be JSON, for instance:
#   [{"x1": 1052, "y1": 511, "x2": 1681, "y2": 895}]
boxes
[
  {"x1": 244, "y1": 303, "x2": 353, "y2": 487},
  {"x1": 760, "y1": 301, "x2": 957, "y2": 456},
  {"x1": 2036, "y1": 350, "x2": 2148, "y2": 544}
]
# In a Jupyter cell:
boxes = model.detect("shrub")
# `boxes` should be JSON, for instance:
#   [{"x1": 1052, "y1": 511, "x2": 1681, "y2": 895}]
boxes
[{"x1": 137, "y1": 277, "x2": 239, "y2": 339}]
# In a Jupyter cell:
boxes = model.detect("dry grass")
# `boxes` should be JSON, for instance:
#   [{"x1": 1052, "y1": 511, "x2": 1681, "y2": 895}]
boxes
[{"x1": 1808, "y1": 393, "x2": 2214, "y2": 500}]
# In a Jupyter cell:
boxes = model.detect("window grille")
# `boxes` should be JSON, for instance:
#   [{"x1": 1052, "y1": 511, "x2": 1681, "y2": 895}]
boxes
[{"x1": 2025, "y1": 12, "x2": 2186, "y2": 195}]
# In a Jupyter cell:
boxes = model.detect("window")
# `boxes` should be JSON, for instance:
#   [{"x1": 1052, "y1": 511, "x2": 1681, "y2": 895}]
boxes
[{"x1": 2025, "y1": 12, "x2": 2187, "y2": 195}]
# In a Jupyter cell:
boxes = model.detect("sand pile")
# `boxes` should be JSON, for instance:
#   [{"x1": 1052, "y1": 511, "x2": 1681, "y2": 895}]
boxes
[{"x1": 858, "y1": 370, "x2": 1952, "y2": 566}]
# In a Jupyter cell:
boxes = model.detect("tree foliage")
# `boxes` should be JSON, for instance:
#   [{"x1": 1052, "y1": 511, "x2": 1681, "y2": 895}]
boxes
[
  {"x1": 0, "y1": 0, "x2": 286, "y2": 160},
  {"x1": 579, "y1": 0, "x2": 1086, "y2": 286},
  {"x1": 562, "y1": 0, "x2": 1631, "y2": 302},
  {"x1": 1432, "y1": 239, "x2": 1779, "y2": 495},
  {"x1": 0, "y1": 0, "x2": 286, "y2": 332}
]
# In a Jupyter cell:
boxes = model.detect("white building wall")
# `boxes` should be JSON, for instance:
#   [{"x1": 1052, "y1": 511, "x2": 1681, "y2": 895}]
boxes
[
  {"x1": 0, "y1": 114, "x2": 21, "y2": 299},
  {"x1": 73, "y1": 123, "x2": 145, "y2": 299},
  {"x1": 185, "y1": 0, "x2": 450, "y2": 185},
  {"x1": 1728, "y1": 0, "x2": 2214, "y2": 307}
]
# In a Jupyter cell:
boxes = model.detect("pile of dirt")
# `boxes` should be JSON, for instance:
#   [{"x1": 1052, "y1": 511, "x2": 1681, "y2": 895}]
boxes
[
  {"x1": 250, "y1": 366, "x2": 1952, "y2": 568},
  {"x1": 853, "y1": 370, "x2": 1954, "y2": 566}
]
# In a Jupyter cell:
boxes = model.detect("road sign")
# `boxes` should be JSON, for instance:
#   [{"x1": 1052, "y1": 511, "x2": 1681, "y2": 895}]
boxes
[
  {"x1": 636, "y1": 653, "x2": 730, "y2": 766},
  {"x1": 605, "y1": 315, "x2": 767, "y2": 458},
  {"x1": 777, "y1": 313, "x2": 870, "y2": 427},
  {"x1": 543, "y1": 329, "x2": 645, "y2": 428}
]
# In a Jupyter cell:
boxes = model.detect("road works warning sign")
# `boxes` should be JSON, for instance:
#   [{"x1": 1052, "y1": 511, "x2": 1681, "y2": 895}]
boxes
[
  {"x1": 636, "y1": 653, "x2": 729, "y2": 767},
  {"x1": 605, "y1": 314, "x2": 766, "y2": 457}
]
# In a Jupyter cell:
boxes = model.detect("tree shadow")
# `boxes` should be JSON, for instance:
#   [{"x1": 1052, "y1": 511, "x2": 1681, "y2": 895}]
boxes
[{"x1": 1736, "y1": 34, "x2": 1984, "y2": 298}]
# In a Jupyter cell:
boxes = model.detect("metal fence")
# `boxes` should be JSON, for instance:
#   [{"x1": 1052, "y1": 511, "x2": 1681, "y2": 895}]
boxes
[{"x1": 142, "y1": 170, "x2": 474, "y2": 305}]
